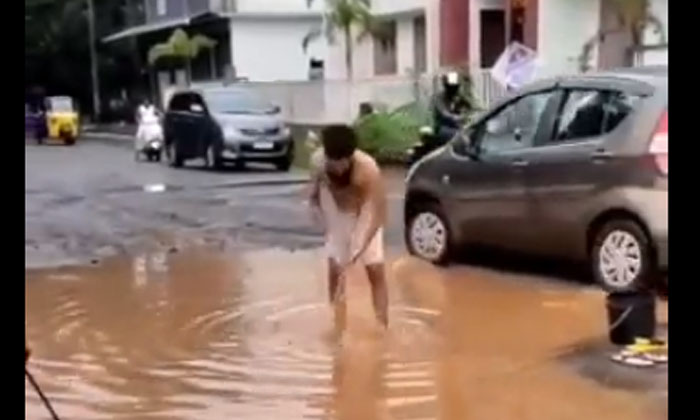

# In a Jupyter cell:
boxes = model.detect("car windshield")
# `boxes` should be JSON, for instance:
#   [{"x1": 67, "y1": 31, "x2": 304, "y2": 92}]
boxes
[
  {"x1": 204, "y1": 90, "x2": 276, "y2": 115},
  {"x1": 47, "y1": 97, "x2": 74, "y2": 112}
]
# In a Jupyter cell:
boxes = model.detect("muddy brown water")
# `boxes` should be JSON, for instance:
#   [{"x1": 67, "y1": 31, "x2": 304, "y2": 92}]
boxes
[{"x1": 26, "y1": 248, "x2": 666, "y2": 419}]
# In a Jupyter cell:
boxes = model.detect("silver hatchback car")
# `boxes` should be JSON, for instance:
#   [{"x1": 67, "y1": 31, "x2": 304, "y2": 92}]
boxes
[
  {"x1": 404, "y1": 67, "x2": 667, "y2": 293},
  {"x1": 164, "y1": 88, "x2": 293, "y2": 171}
]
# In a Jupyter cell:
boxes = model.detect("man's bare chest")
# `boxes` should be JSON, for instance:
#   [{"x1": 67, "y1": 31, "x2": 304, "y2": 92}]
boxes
[{"x1": 324, "y1": 181, "x2": 362, "y2": 212}]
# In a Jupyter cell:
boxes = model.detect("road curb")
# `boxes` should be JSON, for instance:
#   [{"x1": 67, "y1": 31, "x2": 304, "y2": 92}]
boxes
[
  {"x1": 203, "y1": 177, "x2": 310, "y2": 190},
  {"x1": 82, "y1": 131, "x2": 133, "y2": 141}
]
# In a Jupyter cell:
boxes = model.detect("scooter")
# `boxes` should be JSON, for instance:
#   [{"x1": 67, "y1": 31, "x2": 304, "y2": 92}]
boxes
[{"x1": 135, "y1": 121, "x2": 163, "y2": 162}]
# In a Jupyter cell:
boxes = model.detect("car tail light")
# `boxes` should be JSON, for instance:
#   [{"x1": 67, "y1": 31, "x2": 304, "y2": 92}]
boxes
[{"x1": 648, "y1": 111, "x2": 667, "y2": 176}]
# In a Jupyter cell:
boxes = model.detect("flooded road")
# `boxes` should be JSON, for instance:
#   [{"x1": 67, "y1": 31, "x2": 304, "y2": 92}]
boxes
[{"x1": 26, "y1": 248, "x2": 666, "y2": 420}]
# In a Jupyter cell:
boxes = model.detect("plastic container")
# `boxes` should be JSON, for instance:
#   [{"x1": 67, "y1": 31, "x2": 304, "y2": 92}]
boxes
[{"x1": 606, "y1": 292, "x2": 656, "y2": 345}]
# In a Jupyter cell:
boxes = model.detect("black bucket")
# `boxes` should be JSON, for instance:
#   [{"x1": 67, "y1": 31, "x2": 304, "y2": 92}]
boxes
[{"x1": 606, "y1": 292, "x2": 656, "y2": 345}]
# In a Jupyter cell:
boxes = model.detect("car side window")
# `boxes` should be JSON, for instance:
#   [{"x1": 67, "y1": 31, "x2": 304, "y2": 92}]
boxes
[
  {"x1": 477, "y1": 91, "x2": 555, "y2": 154},
  {"x1": 189, "y1": 93, "x2": 207, "y2": 114},
  {"x1": 551, "y1": 89, "x2": 643, "y2": 143},
  {"x1": 602, "y1": 91, "x2": 642, "y2": 133},
  {"x1": 553, "y1": 90, "x2": 608, "y2": 142},
  {"x1": 168, "y1": 94, "x2": 191, "y2": 112}
]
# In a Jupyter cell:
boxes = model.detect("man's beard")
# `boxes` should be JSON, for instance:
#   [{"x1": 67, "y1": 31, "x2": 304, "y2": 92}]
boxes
[{"x1": 327, "y1": 162, "x2": 353, "y2": 187}]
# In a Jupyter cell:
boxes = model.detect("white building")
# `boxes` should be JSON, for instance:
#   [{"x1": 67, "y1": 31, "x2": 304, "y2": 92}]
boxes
[
  {"x1": 227, "y1": 0, "x2": 326, "y2": 82},
  {"x1": 227, "y1": 0, "x2": 441, "y2": 82}
]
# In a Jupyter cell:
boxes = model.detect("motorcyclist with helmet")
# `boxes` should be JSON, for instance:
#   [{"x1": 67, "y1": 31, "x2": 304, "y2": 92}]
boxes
[{"x1": 433, "y1": 71, "x2": 471, "y2": 143}]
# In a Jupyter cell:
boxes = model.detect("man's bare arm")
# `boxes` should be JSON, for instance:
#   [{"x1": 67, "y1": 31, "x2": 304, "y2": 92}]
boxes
[
  {"x1": 307, "y1": 154, "x2": 325, "y2": 228},
  {"x1": 351, "y1": 167, "x2": 386, "y2": 263}
]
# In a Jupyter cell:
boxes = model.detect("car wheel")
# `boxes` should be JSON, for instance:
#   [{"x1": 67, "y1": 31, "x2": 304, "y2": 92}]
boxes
[
  {"x1": 275, "y1": 156, "x2": 292, "y2": 172},
  {"x1": 405, "y1": 202, "x2": 453, "y2": 265},
  {"x1": 591, "y1": 219, "x2": 655, "y2": 293},
  {"x1": 206, "y1": 143, "x2": 223, "y2": 170},
  {"x1": 167, "y1": 142, "x2": 183, "y2": 168},
  {"x1": 64, "y1": 136, "x2": 75, "y2": 146}
]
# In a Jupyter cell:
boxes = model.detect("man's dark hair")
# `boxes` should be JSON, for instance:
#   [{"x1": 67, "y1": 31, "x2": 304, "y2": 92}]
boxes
[{"x1": 321, "y1": 124, "x2": 357, "y2": 160}]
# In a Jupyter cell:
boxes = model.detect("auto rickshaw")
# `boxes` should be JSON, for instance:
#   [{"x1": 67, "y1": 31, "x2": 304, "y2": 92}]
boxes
[{"x1": 44, "y1": 96, "x2": 79, "y2": 145}]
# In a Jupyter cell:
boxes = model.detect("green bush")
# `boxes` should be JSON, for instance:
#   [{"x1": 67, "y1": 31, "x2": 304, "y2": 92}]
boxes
[
  {"x1": 394, "y1": 100, "x2": 433, "y2": 128},
  {"x1": 354, "y1": 109, "x2": 421, "y2": 163}
]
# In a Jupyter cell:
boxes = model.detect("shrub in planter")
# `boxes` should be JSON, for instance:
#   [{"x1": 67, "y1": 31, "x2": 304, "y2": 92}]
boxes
[{"x1": 354, "y1": 110, "x2": 420, "y2": 163}]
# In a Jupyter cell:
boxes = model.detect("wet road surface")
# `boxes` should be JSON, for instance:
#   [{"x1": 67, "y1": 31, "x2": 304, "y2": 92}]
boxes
[
  {"x1": 26, "y1": 140, "x2": 406, "y2": 268},
  {"x1": 26, "y1": 139, "x2": 667, "y2": 419},
  {"x1": 27, "y1": 247, "x2": 666, "y2": 420}
]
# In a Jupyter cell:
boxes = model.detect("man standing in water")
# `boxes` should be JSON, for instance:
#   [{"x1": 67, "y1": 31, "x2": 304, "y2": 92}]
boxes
[{"x1": 308, "y1": 125, "x2": 388, "y2": 328}]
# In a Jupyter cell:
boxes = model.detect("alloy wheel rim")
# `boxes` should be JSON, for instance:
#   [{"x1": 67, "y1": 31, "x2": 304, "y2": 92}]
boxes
[
  {"x1": 598, "y1": 230, "x2": 643, "y2": 288},
  {"x1": 168, "y1": 144, "x2": 176, "y2": 164},
  {"x1": 410, "y1": 212, "x2": 447, "y2": 261},
  {"x1": 207, "y1": 145, "x2": 215, "y2": 167}
]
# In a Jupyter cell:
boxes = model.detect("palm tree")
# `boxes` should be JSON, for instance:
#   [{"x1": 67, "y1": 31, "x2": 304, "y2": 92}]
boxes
[
  {"x1": 148, "y1": 28, "x2": 217, "y2": 85},
  {"x1": 579, "y1": 0, "x2": 665, "y2": 71},
  {"x1": 303, "y1": 0, "x2": 380, "y2": 79}
]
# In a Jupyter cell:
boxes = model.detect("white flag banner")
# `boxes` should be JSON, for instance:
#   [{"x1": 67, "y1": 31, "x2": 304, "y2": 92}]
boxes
[{"x1": 491, "y1": 42, "x2": 539, "y2": 91}]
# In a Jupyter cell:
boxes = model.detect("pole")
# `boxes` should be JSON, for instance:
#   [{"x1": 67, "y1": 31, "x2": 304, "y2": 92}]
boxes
[{"x1": 87, "y1": 0, "x2": 101, "y2": 121}]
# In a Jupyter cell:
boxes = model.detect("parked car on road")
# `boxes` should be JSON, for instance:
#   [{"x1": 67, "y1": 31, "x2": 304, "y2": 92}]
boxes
[
  {"x1": 404, "y1": 66, "x2": 667, "y2": 293},
  {"x1": 163, "y1": 88, "x2": 293, "y2": 171}
]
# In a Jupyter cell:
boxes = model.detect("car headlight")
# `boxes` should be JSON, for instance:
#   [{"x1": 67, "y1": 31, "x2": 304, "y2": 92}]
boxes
[{"x1": 223, "y1": 125, "x2": 239, "y2": 139}]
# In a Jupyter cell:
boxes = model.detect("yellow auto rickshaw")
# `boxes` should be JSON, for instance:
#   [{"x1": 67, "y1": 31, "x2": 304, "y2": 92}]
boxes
[{"x1": 44, "y1": 96, "x2": 79, "y2": 145}]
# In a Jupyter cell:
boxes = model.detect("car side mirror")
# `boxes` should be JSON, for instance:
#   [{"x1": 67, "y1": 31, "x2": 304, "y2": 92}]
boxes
[
  {"x1": 272, "y1": 105, "x2": 281, "y2": 114},
  {"x1": 514, "y1": 127, "x2": 523, "y2": 142},
  {"x1": 453, "y1": 130, "x2": 480, "y2": 160},
  {"x1": 486, "y1": 119, "x2": 503, "y2": 135}
]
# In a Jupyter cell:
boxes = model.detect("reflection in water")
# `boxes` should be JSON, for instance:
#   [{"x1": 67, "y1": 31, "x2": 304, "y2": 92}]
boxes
[
  {"x1": 331, "y1": 336, "x2": 388, "y2": 420},
  {"x1": 26, "y1": 248, "x2": 665, "y2": 419}
]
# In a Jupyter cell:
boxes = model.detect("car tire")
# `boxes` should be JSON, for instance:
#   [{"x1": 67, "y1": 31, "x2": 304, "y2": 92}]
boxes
[
  {"x1": 591, "y1": 219, "x2": 655, "y2": 293},
  {"x1": 405, "y1": 201, "x2": 453, "y2": 265},
  {"x1": 167, "y1": 142, "x2": 183, "y2": 168},
  {"x1": 206, "y1": 143, "x2": 223, "y2": 170},
  {"x1": 275, "y1": 156, "x2": 292, "y2": 172},
  {"x1": 232, "y1": 160, "x2": 245, "y2": 171},
  {"x1": 64, "y1": 136, "x2": 75, "y2": 146}
]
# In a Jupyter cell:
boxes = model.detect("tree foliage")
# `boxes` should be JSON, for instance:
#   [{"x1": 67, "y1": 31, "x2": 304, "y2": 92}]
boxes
[
  {"x1": 25, "y1": 0, "x2": 143, "y2": 114},
  {"x1": 147, "y1": 29, "x2": 217, "y2": 85},
  {"x1": 303, "y1": 0, "x2": 382, "y2": 79}
]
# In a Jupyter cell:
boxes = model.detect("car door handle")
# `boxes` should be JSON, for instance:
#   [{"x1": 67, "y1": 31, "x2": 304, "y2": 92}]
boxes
[
  {"x1": 590, "y1": 149, "x2": 614, "y2": 161},
  {"x1": 511, "y1": 159, "x2": 529, "y2": 167}
]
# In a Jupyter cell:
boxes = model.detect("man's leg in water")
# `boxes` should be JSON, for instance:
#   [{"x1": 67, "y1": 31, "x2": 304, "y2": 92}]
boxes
[
  {"x1": 365, "y1": 263, "x2": 388, "y2": 327},
  {"x1": 328, "y1": 258, "x2": 347, "y2": 332}
]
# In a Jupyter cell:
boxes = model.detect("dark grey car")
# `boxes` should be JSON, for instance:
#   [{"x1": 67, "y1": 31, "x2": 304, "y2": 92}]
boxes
[
  {"x1": 404, "y1": 67, "x2": 667, "y2": 292},
  {"x1": 163, "y1": 88, "x2": 294, "y2": 171}
]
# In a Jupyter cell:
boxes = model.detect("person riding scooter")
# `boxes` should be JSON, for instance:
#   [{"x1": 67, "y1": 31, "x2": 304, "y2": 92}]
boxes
[
  {"x1": 433, "y1": 71, "x2": 471, "y2": 143},
  {"x1": 135, "y1": 98, "x2": 164, "y2": 161}
]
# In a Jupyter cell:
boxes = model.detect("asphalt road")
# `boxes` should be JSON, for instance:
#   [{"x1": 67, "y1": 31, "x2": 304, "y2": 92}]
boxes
[{"x1": 25, "y1": 137, "x2": 406, "y2": 269}]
